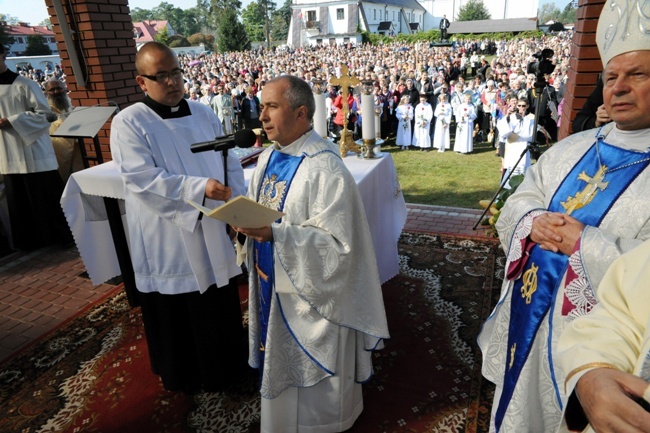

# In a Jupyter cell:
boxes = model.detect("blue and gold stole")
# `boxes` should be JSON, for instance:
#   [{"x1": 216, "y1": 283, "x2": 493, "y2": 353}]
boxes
[
  {"x1": 494, "y1": 135, "x2": 650, "y2": 431},
  {"x1": 253, "y1": 150, "x2": 305, "y2": 368}
]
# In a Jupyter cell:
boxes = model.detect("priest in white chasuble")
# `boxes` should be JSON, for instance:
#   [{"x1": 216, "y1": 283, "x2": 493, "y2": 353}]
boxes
[
  {"x1": 478, "y1": 1, "x2": 650, "y2": 430},
  {"x1": 233, "y1": 75, "x2": 389, "y2": 433}
]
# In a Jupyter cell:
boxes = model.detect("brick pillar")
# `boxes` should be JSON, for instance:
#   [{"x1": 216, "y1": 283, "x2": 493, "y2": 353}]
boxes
[
  {"x1": 558, "y1": 0, "x2": 604, "y2": 140},
  {"x1": 45, "y1": 0, "x2": 140, "y2": 163}
]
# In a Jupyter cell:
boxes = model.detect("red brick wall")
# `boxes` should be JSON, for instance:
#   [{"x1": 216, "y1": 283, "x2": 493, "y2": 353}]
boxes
[
  {"x1": 45, "y1": 0, "x2": 140, "y2": 162},
  {"x1": 559, "y1": 0, "x2": 605, "y2": 140}
]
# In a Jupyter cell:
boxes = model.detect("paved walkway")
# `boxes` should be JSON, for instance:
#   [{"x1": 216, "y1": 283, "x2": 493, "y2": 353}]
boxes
[{"x1": 0, "y1": 203, "x2": 493, "y2": 364}]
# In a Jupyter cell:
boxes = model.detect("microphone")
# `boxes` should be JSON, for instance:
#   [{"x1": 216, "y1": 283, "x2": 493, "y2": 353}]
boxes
[{"x1": 190, "y1": 129, "x2": 257, "y2": 153}]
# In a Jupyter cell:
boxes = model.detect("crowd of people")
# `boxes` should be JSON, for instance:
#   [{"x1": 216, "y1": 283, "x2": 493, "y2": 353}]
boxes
[
  {"x1": 13, "y1": 23, "x2": 650, "y2": 433},
  {"x1": 17, "y1": 32, "x2": 575, "y2": 167}
]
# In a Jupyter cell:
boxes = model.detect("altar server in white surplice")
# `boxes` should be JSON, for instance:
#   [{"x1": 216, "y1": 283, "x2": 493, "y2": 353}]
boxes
[
  {"x1": 110, "y1": 42, "x2": 249, "y2": 394},
  {"x1": 453, "y1": 93, "x2": 477, "y2": 154},
  {"x1": 395, "y1": 95, "x2": 413, "y2": 150},
  {"x1": 0, "y1": 43, "x2": 73, "y2": 251},
  {"x1": 412, "y1": 93, "x2": 433, "y2": 150},
  {"x1": 433, "y1": 93, "x2": 452, "y2": 152},
  {"x1": 233, "y1": 75, "x2": 389, "y2": 433},
  {"x1": 478, "y1": 4, "x2": 650, "y2": 431}
]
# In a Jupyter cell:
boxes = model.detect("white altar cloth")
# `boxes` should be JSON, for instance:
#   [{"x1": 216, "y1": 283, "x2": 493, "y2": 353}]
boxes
[{"x1": 61, "y1": 154, "x2": 407, "y2": 286}]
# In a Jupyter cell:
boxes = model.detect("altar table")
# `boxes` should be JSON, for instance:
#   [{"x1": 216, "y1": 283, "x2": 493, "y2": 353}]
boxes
[{"x1": 61, "y1": 153, "x2": 407, "y2": 300}]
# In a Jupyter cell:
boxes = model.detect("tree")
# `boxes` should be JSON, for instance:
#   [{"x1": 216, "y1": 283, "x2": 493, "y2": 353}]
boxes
[
  {"x1": 154, "y1": 26, "x2": 171, "y2": 45},
  {"x1": 216, "y1": 8, "x2": 250, "y2": 52},
  {"x1": 242, "y1": 1, "x2": 266, "y2": 42},
  {"x1": 0, "y1": 25, "x2": 14, "y2": 49},
  {"x1": 131, "y1": 7, "x2": 155, "y2": 22},
  {"x1": 169, "y1": 35, "x2": 191, "y2": 47},
  {"x1": 201, "y1": 0, "x2": 243, "y2": 33},
  {"x1": 538, "y1": 2, "x2": 562, "y2": 23},
  {"x1": 0, "y1": 14, "x2": 20, "y2": 25},
  {"x1": 456, "y1": 0, "x2": 491, "y2": 21},
  {"x1": 270, "y1": 0, "x2": 291, "y2": 44},
  {"x1": 559, "y1": 2, "x2": 577, "y2": 24},
  {"x1": 24, "y1": 35, "x2": 52, "y2": 56}
]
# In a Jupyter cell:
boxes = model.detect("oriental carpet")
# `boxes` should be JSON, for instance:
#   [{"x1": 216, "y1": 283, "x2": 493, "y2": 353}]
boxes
[{"x1": 0, "y1": 232, "x2": 504, "y2": 433}]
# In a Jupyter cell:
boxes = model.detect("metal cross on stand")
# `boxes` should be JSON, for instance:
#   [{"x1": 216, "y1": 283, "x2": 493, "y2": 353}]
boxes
[{"x1": 329, "y1": 64, "x2": 360, "y2": 157}]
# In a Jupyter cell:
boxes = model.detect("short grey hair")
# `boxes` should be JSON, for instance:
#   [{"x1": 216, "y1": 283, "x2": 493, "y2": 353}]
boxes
[{"x1": 268, "y1": 75, "x2": 315, "y2": 121}]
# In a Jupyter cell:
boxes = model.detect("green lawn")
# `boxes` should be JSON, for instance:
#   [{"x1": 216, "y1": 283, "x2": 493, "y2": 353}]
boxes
[{"x1": 382, "y1": 138, "x2": 504, "y2": 209}]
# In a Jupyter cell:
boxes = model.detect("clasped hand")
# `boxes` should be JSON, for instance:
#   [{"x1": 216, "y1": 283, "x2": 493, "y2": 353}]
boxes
[
  {"x1": 576, "y1": 368, "x2": 650, "y2": 432},
  {"x1": 530, "y1": 212, "x2": 584, "y2": 255}
]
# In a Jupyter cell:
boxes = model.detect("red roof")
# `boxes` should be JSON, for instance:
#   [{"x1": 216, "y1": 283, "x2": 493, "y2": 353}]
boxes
[
  {"x1": 2, "y1": 22, "x2": 54, "y2": 37},
  {"x1": 133, "y1": 20, "x2": 170, "y2": 43}
]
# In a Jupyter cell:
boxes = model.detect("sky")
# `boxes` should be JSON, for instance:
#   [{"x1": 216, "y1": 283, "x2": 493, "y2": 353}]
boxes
[
  {"x1": 3, "y1": 0, "x2": 566, "y2": 27},
  {"x1": 0, "y1": 0, "x2": 253, "y2": 26}
]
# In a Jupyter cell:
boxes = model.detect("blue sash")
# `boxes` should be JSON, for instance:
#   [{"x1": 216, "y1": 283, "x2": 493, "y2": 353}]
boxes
[
  {"x1": 253, "y1": 150, "x2": 305, "y2": 368},
  {"x1": 494, "y1": 137, "x2": 650, "y2": 431}
]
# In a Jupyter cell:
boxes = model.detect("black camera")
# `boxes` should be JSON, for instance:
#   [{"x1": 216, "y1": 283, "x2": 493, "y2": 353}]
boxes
[{"x1": 527, "y1": 48, "x2": 556, "y2": 76}]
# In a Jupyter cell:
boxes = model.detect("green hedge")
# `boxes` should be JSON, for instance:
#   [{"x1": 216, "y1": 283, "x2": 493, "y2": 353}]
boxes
[{"x1": 360, "y1": 29, "x2": 544, "y2": 45}]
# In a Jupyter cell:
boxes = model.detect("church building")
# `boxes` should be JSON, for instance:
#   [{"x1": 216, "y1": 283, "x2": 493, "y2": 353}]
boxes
[{"x1": 286, "y1": 0, "x2": 540, "y2": 47}]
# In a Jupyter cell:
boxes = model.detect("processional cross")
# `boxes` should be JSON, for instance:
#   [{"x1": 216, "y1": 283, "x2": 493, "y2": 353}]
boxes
[
  {"x1": 329, "y1": 64, "x2": 360, "y2": 157},
  {"x1": 561, "y1": 165, "x2": 609, "y2": 215}
]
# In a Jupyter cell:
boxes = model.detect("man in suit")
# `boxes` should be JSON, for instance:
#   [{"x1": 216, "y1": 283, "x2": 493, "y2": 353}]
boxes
[{"x1": 439, "y1": 15, "x2": 450, "y2": 41}]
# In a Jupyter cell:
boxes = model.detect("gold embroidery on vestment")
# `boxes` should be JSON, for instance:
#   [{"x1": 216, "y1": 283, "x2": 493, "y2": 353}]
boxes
[
  {"x1": 521, "y1": 263, "x2": 538, "y2": 304},
  {"x1": 509, "y1": 343, "x2": 517, "y2": 370},
  {"x1": 259, "y1": 173, "x2": 287, "y2": 211},
  {"x1": 561, "y1": 165, "x2": 609, "y2": 215}
]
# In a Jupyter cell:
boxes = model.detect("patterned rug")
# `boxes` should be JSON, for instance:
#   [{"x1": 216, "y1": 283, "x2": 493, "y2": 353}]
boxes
[{"x1": 0, "y1": 232, "x2": 504, "y2": 433}]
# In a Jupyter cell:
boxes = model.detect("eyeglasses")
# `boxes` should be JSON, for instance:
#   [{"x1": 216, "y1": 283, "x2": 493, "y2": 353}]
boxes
[
  {"x1": 140, "y1": 69, "x2": 184, "y2": 83},
  {"x1": 517, "y1": 104, "x2": 528, "y2": 107}
]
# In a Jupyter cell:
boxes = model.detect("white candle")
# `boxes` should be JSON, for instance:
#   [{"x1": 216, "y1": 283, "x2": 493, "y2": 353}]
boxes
[
  {"x1": 361, "y1": 92, "x2": 375, "y2": 140},
  {"x1": 313, "y1": 92, "x2": 327, "y2": 138}
]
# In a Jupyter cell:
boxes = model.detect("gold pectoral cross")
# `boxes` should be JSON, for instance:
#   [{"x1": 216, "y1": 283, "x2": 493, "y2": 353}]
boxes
[
  {"x1": 561, "y1": 165, "x2": 609, "y2": 215},
  {"x1": 521, "y1": 263, "x2": 538, "y2": 305}
]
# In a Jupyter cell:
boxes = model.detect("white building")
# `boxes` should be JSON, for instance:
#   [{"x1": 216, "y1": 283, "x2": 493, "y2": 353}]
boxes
[{"x1": 287, "y1": 0, "x2": 539, "y2": 47}]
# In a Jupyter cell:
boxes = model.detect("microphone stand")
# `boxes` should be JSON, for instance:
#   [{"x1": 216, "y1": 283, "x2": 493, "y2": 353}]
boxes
[{"x1": 472, "y1": 73, "x2": 546, "y2": 231}]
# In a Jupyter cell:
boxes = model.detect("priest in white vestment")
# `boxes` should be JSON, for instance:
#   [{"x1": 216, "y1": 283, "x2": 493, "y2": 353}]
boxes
[
  {"x1": 478, "y1": 5, "x2": 650, "y2": 430},
  {"x1": 557, "y1": 240, "x2": 650, "y2": 433},
  {"x1": 234, "y1": 75, "x2": 389, "y2": 433}
]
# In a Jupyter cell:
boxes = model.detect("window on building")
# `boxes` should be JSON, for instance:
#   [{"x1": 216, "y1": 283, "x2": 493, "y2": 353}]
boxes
[
  {"x1": 337, "y1": 8, "x2": 344, "y2": 20},
  {"x1": 307, "y1": 10, "x2": 316, "y2": 21},
  {"x1": 373, "y1": 9, "x2": 376, "y2": 20},
  {"x1": 408, "y1": 13, "x2": 411, "y2": 22},
  {"x1": 393, "y1": 11, "x2": 395, "y2": 20}
]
